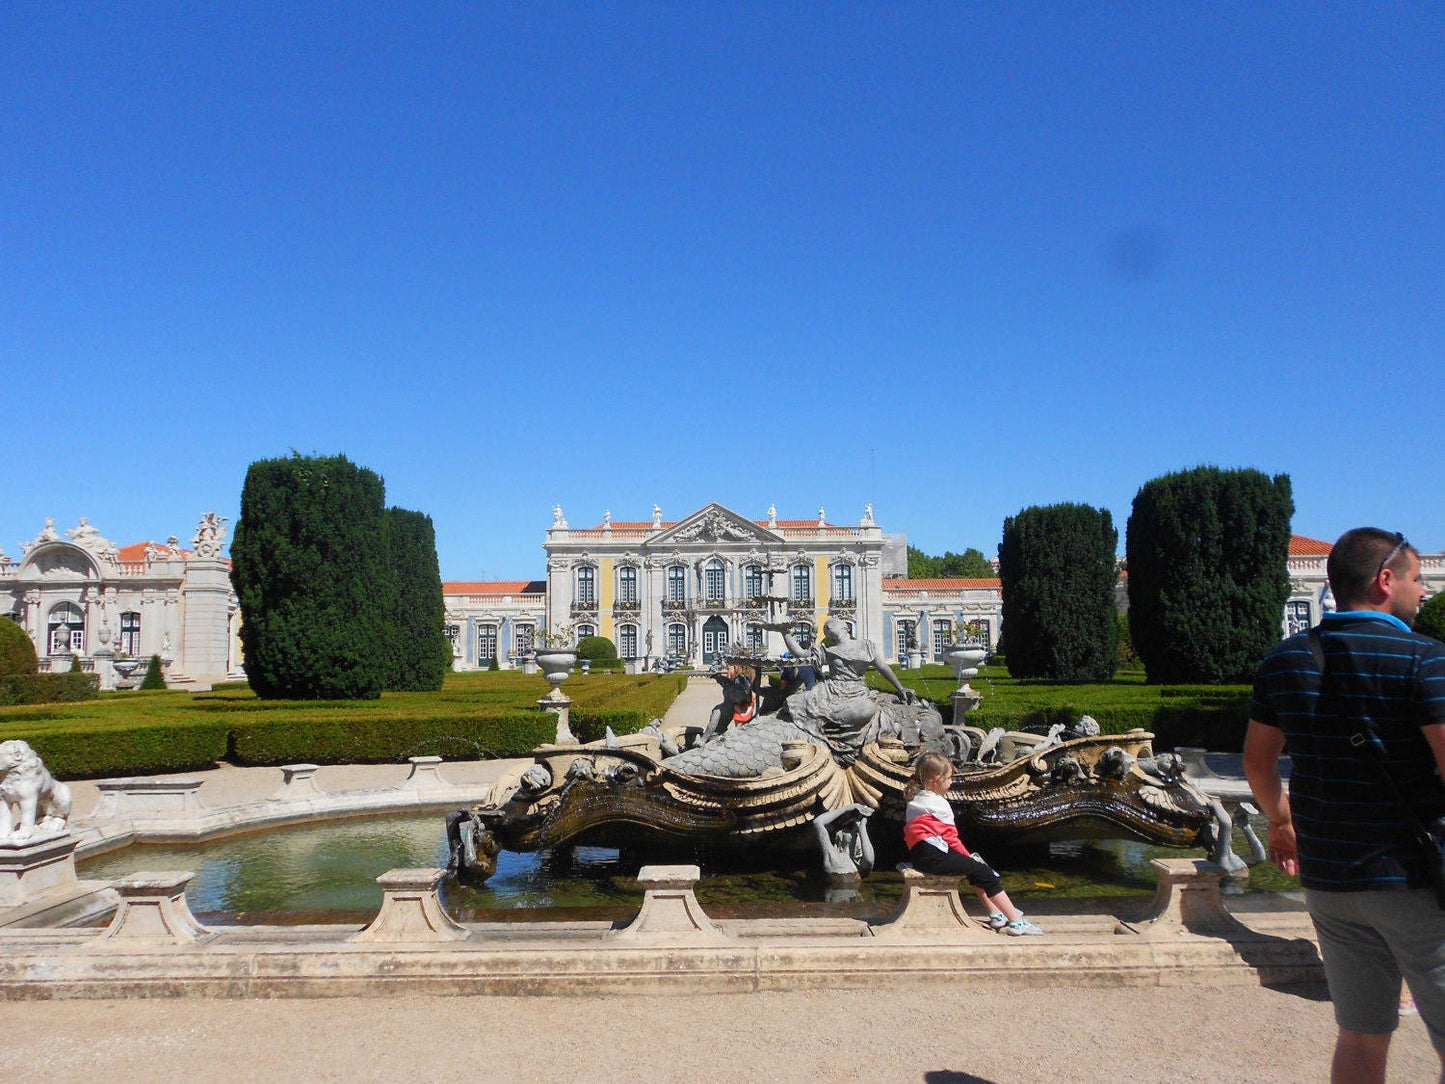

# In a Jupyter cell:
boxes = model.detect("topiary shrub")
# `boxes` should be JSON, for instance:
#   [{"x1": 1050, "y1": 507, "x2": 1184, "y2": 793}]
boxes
[
  {"x1": 1127, "y1": 466, "x2": 1293, "y2": 684},
  {"x1": 999, "y1": 503, "x2": 1119, "y2": 681},
  {"x1": 0, "y1": 619, "x2": 38, "y2": 676},
  {"x1": 231, "y1": 453, "x2": 394, "y2": 700},
  {"x1": 1417, "y1": 592, "x2": 1445, "y2": 644},
  {"x1": 68, "y1": 653, "x2": 82, "y2": 673},
  {"x1": 577, "y1": 636, "x2": 618, "y2": 663},
  {"x1": 486, "y1": 653, "x2": 500, "y2": 671},
  {"x1": 383, "y1": 506, "x2": 452, "y2": 692},
  {"x1": 140, "y1": 654, "x2": 167, "y2": 690}
]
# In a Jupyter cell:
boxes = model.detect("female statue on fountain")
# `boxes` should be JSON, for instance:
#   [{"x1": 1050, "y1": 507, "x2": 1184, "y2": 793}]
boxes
[
  {"x1": 766, "y1": 618, "x2": 943, "y2": 764},
  {"x1": 663, "y1": 618, "x2": 942, "y2": 777}
]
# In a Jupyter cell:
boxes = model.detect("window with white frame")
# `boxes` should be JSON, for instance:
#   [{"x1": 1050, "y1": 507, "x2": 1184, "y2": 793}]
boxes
[
  {"x1": 667, "y1": 623, "x2": 687, "y2": 656},
  {"x1": 477, "y1": 624, "x2": 498, "y2": 661},
  {"x1": 667, "y1": 565, "x2": 687, "y2": 603},
  {"x1": 792, "y1": 621, "x2": 814, "y2": 648},
  {"x1": 576, "y1": 566, "x2": 597, "y2": 605},
  {"x1": 746, "y1": 624, "x2": 764, "y2": 651},
  {"x1": 618, "y1": 566, "x2": 638, "y2": 604},
  {"x1": 619, "y1": 624, "x2": 638, "y2": 659},
  {"x1": 896, "y1": 620, "x2": 917, "y2": 658},
  {"x1": 120, "y1": 611, "x2": 142, "y2": 657},
  {"x1": 705, "y1": 559, "x2": 725, "y2": 602},
  {"x1": 47, "y1": 602, "x2": 84, "y2": 655},
  {"x1": 515, "y1": 624, "x2": 535, "y2": 655},
  {"x1": 833, "y1": 563, "x2": 854, "y2": 603},
  {"x1": 576, "y1": 623, "x2": 596, "y2": 640},
  {"x1": 744, "y1": 564, "x2": 764, "y2": 600},
  {"x1": 1286, "y1": 600, "x2": 1312, "y2": 636},
  {"x1": 792, "y1": 564, "x2": 811, "y2": 602},
  {"x1": 932, "y1": 619, "x2": 952, "y2": 660}
]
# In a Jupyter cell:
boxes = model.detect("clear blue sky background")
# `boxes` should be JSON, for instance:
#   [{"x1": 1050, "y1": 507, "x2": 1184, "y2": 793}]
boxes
[{"x1": 4, "y1": 4, "x2": 1441, "y2": 579}]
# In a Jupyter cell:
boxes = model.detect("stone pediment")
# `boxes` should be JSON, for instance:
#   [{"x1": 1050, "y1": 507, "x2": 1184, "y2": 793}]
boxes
[
  {"x1": 20, "y1": 542, "x2": 100, "y2": 580},
  {"x1": 648, "y1": 504, "x2": 780, "y2": 548}
]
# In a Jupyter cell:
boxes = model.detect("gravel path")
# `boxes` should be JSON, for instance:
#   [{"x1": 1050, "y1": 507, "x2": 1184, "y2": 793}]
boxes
[{"x1": 9, "y1": 982, "x2": 1438, "y2": 1082}]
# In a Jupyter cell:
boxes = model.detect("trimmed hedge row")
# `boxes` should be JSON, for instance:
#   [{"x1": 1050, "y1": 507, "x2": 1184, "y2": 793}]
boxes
[
  {"x1": 0, "y1": 673, "x2": 100, "y2": 706},
  {"x1": 0, "y1": 672, "x2": 689, "y2": 778},
  {"x1": 12, "y1": 719, "x2": 229, "y2": 779}
]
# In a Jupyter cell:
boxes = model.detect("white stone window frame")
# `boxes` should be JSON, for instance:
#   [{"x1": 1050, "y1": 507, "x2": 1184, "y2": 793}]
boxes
[
  {"x1": 704, "y1": 558, "x2": 726, "y2": 602},
  {"x1": 477, "y1": 623, "x2": 499, "y2": 661},
  {"x1": 667, "y1": 564, "x2": 688, "y2": 603},
  {"x1": 576, "y1": 565, "x2": 598, "y2": 606},
  {"x1": 617, "y1": 565, "x2": 639, "y2": 604},
  {"x1": 832, "y1": 562, "x2": 855, "y2": 603},
  {"x1": 791, "y1": 563, "x2": 812, "y2": 602},
  {"x1": 618, "y1": 623, "x2": 639, "y2": 659}
]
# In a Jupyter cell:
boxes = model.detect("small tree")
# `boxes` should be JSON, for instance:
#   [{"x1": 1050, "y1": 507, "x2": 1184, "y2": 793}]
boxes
[
  {"x1": 140, "y1": 654, "x2": 166, "y2": 690},
  {"x1": 1126, "y1": 466, "x2": 1293, "y2": 684},
  {"x1": 0, "y1": 619, "x2": 39, "y2": 676},
  {"x1": 998, "y1": 503, "x2": 1119, "y2": 681},
  {"x1": 231, "y1": 453, "x2": 394, "y2": 700},
  {"x1": 383, "y1": 507, "x2": 452, "y2": 692},
  {"x1": 939, "y1": 548, "x2": 995, "y2": 579},
  {"x1": 1417, "y1": 593, "x2": 1445, "y2": 643},
  {"x1": 68, "y1": 653, "x2": 82, "y2": 673}
]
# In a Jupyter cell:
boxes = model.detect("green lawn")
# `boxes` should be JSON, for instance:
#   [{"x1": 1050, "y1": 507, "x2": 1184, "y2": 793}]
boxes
[{"x1": 876, "y1": 664, "x2": 1250, "y2": 749}]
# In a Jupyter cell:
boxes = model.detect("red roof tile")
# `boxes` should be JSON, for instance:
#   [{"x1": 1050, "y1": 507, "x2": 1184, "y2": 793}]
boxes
[
  {"x1": 1290, "y1": 535, "x2": 1333, "y2": 556},
  {"x1": 443, "y1": 580, "x2": 546, "y2": 596}
]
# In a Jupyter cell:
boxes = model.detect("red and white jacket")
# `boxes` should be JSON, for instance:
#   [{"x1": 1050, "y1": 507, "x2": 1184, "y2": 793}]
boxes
[{"x1": 903, "y1": 789, "x2": 971, "y2": 856}]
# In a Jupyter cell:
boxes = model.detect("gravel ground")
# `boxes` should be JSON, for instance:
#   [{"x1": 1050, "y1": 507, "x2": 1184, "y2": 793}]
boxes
[{"x1": 8, "y1": 982, "x2": 1439, "y2": 1082}]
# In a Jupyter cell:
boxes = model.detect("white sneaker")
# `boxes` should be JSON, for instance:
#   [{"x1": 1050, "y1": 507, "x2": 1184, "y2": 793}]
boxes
[{"x1": 1004, "y1": 917, "x2": 1044, "y2": 936}]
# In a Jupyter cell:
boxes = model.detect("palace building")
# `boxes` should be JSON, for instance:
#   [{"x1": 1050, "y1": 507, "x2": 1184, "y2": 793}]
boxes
[{"x1": 1, "y1": 515, "x2": 240, "y2": 688}]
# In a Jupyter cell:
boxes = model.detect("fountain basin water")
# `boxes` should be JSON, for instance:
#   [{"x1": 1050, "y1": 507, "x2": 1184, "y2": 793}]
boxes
[{"x1": 76, "y1": 811, "x2": 1303, "y2": 925}]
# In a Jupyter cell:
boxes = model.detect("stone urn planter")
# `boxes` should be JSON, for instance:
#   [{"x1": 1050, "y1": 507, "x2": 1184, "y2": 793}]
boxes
[
  {"x1": 941, "y1": 643, "x2": 988, "y2": 723},
  {"x1": 534, "y1": 649, "x2": 577, "y2": 702}
]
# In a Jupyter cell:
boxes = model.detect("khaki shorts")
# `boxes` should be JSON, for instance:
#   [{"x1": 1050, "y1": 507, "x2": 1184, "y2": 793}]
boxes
[{"x1": 1306, "y1": 887, "x2": 1445, "y2": 1050}]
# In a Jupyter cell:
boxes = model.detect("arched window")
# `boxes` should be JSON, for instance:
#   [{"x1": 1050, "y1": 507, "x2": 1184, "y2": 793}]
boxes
[
  {"x1": 47, "y1": 602, "x2": 84, "y2": 655},
  {"x1": 617, "y1": 566, "x2": 638, "y2": 605},
  {"x1": 667, "y1": 623, "x2": 687, "y2": 657},
  {"x1": 791, "y1": 564, "x2": 811, "y2": 603},
  {"x1": 576, "y1": 623, "x2": 596, "y2": 640},
  {"x1": 618, "y1": 624, "x2": 638, "y2": 659},
  {"x1": 744, "y1": 564, "x2": 764, "y2": 600},
  {"x1": 576, "y1": 566, "x2": 597, "y2": 606},
  {"x1": 745, "y1": 624, "x2": 764, "y2": 651},
  {"x1": 704, "y1": 559, "x2": 725, "y2": 602},
  {"x1": 120, "y1": 611, "x2": 142, "y2": 657},
  {"x1": 667, "y1": 565, "x2": 687, "y2": 603},
  {"x1": 832, "y1": 563, "x2": 854, "y2": 603}
]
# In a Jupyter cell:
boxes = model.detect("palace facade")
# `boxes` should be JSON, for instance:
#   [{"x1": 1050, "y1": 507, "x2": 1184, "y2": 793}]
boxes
[
  {"x1": 441, "y1": 506, "x2": 1444, "y2": 671},
  {"x1": 1, "y1": 515, "x2": 240, "y2": 688}
]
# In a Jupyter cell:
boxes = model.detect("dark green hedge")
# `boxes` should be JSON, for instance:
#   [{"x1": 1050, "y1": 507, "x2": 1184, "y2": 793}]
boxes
[
  {"x1": 8, "y1": 719, "x2": 229, "y2": 778},
  {"x1": 0, "y1": 619, "x2": 39, "y2": 676},
  {"x1": 0, "y1": 673, "x2": 100, "y2": 706}
]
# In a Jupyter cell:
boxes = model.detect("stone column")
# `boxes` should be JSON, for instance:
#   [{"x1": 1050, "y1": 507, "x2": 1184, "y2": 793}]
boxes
[{"x1": 180, "y1": 557, "x2": 232, "y2": 683}]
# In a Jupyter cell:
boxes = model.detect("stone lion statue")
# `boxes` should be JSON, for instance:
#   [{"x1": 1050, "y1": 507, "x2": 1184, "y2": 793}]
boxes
[{"x1": 0, "y1": 740, "x2": 72, "y2": 843}]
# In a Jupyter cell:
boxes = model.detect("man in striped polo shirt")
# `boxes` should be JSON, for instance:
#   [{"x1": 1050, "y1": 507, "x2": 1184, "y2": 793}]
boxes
[{"x1": 1246, "y1": 527, "x2": 1445, "y2": 1082}]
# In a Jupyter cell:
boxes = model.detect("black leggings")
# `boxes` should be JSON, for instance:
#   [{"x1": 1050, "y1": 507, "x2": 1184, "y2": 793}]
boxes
[{"x1": 908, "y1": 841, "x2": 1003, "y2": 897}]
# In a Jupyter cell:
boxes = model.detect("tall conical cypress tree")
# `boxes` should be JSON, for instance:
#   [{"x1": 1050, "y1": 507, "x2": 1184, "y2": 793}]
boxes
[
  {"x1": 384, "y1": 507, "x2": 452, "y2": 691},
  {"x1": 231, "y1": 453, "x2": 394, "y2": 699},
  {"x1": 998, "y1": 503, "x2": 1119, "y2": 681},
  {"x1": 1126, "y1": 466, "x2": 1293, "y2": 684}
]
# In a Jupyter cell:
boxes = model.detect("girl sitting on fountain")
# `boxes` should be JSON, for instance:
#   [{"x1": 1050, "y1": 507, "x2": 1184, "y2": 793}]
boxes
[{"x1": 904, "y1": 751, "x2": 1043, "y2": 936}]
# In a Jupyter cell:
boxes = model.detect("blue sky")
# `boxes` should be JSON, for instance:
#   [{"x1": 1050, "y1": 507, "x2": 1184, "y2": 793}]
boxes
[{"x1": 4, "y1": 4, "x2": 1441, "y2": 579}]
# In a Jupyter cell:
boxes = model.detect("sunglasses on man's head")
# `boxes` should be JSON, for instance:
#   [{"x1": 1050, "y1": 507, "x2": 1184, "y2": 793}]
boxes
[{"x1": 1376, "y1": 532, "x2": 1409, "y2": 580}]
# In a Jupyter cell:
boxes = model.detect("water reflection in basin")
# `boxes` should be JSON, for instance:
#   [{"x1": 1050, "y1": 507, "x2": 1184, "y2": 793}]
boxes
[{"x1": 77, "y1": 812, "x2": 1301, "y2": 926}]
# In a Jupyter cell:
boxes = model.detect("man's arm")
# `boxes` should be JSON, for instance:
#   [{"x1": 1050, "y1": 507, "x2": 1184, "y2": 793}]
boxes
[
  {"x1": 1422, "y1": 723, "x2": 1445, "y2": 784},
  {"x1": 1243, "y1": 719, "x2": 1298, "y2": 878}
]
